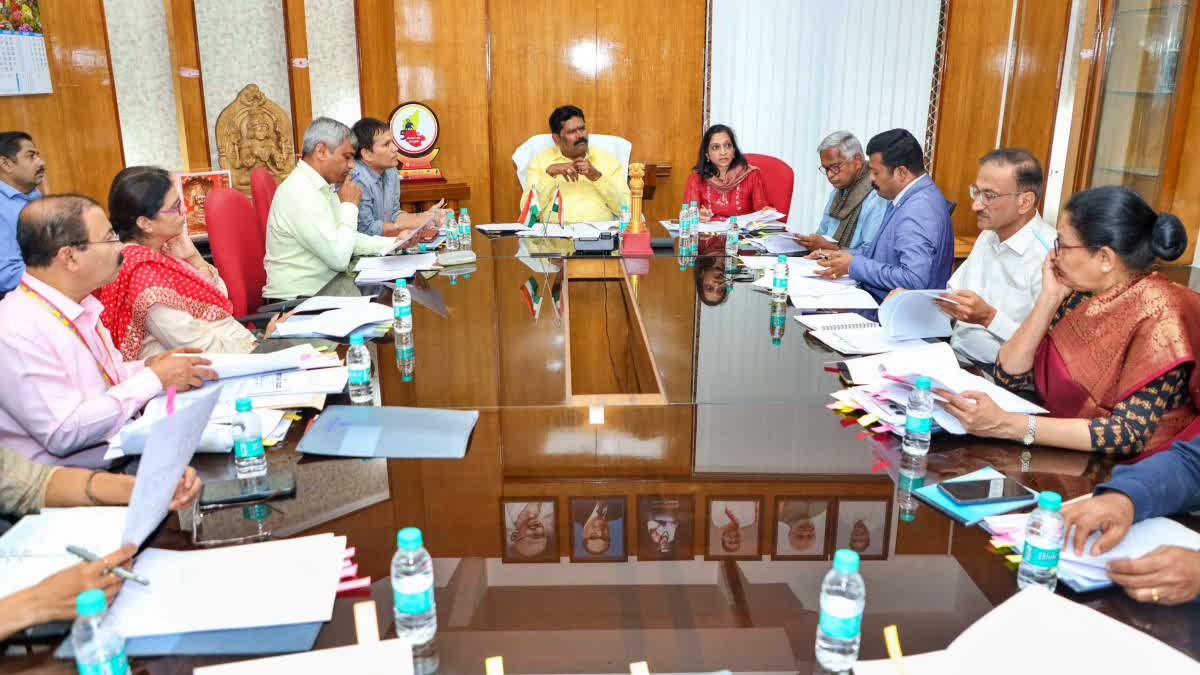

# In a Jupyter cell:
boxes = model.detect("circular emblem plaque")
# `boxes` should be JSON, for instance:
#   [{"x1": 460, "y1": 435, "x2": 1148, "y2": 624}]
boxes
[{"x1": 388, "y1": 102, "x2": 440, "y2": 158}]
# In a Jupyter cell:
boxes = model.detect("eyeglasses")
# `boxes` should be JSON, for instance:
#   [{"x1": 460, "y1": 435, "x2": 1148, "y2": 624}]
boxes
[
  {"x1": 158, "y1": 200, "x2": 184, "y2": 216},
  {"x1": 969, "y1": 184, "x2": 1031, "y2": 205},
  {"x1": 818, "y1": 161, "x2": 846, "y2": 176},
  {"x1": 1052, "y1": 238, "x2": 1101, "y2": 256},
  {"x1": 72, "y1": 229, "x2": 122, "y2": 248}
]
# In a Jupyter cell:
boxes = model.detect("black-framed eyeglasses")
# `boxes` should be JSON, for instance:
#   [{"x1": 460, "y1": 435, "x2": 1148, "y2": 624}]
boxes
[
  {"x1": 819, "y1": 161, "x2": 846, "y2": 176},
  {"x1": 72, "y1": 229, "x2": 122, "y2": 248},
  {"x1": 1052, "y1": 238, "x2": 1101, "y2": 255},
  {"x1": 968, "y1": 184, "x2": 1029, "y2": 205}
]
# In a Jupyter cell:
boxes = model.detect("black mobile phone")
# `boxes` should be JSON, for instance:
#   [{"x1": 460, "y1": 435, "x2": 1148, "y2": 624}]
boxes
[
  {"x1": 199, "y1": 471, "x2": 297, "y2": 507},
  {"x1": 937, "y1": 477, "x2": 1034, "y2": 506}
]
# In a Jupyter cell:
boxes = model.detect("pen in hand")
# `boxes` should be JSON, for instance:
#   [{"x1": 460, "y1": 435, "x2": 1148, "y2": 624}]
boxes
[{"x1": 66, "y1": 545, "x2": 149, "y2": 586}]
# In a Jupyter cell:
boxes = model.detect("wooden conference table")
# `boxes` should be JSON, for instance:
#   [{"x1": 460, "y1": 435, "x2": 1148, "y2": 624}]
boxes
[{"x1": 4, "y1": 233, "x2": 1199, "y2": 673}]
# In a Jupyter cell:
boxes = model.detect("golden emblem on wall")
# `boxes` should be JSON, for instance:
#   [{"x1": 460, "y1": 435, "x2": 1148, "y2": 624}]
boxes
[{"x1": 215, "y1": 84, "x2": 295, "y2": 196}]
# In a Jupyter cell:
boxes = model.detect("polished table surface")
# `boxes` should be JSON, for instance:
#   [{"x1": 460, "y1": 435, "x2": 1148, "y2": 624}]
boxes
[{"x1": 5, "y1": 236, "x2": 1199, "y2": 673}]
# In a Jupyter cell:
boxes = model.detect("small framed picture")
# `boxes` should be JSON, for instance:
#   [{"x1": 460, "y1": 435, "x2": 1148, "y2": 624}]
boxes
[
  {"x1": 501, "y1": 498, "x2": 559, "y2": 563},
  {"x1": 833, "y1": 498, "x2": 892, "y2": 560},
  {"x1": 706, "y1": 497, "x2": 763, "y2": 560},
  {"x1": 569, "y1": 496, "x2": 628, "y2": 562},
  {"x1": 636, "y1": 495, "x2": 695, "y2": 561},
  {"x1": 774, "y1": 497, "x2": 833, "y2": 560},
  {"x1": 175, "y1": 169, "x2": 232, "y2": 237}
]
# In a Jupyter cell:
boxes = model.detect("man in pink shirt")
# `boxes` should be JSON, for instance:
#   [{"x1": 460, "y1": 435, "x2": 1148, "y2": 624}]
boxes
[{"x1": 0, "y1": 194, "x2": 216, "y2": 465}]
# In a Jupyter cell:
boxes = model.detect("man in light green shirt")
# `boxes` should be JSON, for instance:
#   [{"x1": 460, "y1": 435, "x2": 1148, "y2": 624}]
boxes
[{"x1": 263, "y1": 117, "x2": 397, "y2": 301}]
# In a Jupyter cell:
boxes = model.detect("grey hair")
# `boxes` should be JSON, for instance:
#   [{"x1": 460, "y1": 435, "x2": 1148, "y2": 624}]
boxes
[
  {"x1": 817, "y1": 131, "x2": 864, "y2": 160},
  {"x1": 301, "y1": 117, "x2": 355, "y2": 157}
]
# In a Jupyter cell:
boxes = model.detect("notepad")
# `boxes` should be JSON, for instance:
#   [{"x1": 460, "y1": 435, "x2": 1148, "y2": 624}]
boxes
[
  {"x1": 808, "y1": 327, "x2": 927, "y2": 355},
  {"x1": 0, "y1": 507, "x2": 128, "y2": 598},
  {"x1": 795, "y1": 313, "x2": 879, "y2": 331},
  {"x1": 912, "y1": 466, "x2": 1037, "y2": 526}
]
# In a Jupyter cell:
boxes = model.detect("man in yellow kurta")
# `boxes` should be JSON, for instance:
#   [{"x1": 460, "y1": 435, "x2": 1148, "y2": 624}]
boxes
[{"x1": 523, "y1": 105, "x2": 630, "y2": 223}]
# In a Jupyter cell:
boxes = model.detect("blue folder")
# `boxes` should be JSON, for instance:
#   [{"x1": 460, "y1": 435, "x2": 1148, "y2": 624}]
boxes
[
  {"x1": 913, "y1": 466, "x2": 1037, "y2": 526},
  {"x1": 56, "y1": 621, "x2": 322, "y2": 658},
  {"x1": 297, "y1": 405, "x2": 479, "y2": 459}
]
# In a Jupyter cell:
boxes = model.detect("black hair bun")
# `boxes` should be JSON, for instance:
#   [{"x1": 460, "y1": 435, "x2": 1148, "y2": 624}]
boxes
[{"x1": 1151, "y1": 212, "x2": 1187, "y2": 261}]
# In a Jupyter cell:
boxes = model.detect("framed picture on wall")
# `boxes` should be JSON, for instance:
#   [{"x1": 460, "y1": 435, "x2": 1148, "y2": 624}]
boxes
[
  {"x1": 833, "y1": 498, "x2": 892, "y2": 561},
  {"x1": 569, "y1": 496, "x2": 628, "y2": 563},
  {"x1": 705, "y1": 496, "x2": 763, "y2": 560},
  {"x1": 175, "y1": 169, "x2": 232, "y2": 238},
  {"x1": 500, "y1": 498, "x2": 559, "y2": 564},
  {"x1": 636, "y1": 495, "x2": 695, "y2": 561},
  {"x1": 773, "y1": 497, "x2": 833, "y2": 561}
]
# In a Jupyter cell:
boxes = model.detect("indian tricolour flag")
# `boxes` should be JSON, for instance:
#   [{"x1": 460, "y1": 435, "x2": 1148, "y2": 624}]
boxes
[
  {"x1": 549, "y1": 185, "x2": 564, "y2": 225},
  {"x1": 518, "y1": 187, "x2": 540, "y2": 228},
  {"x1": 520, "y1": 276, "x2": 542, "y2": 319}
]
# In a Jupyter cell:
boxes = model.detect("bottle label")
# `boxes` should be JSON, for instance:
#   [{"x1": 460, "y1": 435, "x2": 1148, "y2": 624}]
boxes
[
  {"x1": 773, "y1": 275, "x2": 787, "y2": 289},
  {"x1": 771, "y1": 314, "x2": 786, "y2": 327},
  {"x1": 233, "y1": 437, "x2": 264, "y2": 459},
  {"x1": 818, "y1": 596, "x2": 861, "y2": 640},
  {"x1": 397, "y1": 346, "x2": 414, "y2": 360},
  {"x1": 394, "y1": 575, "x2": 433, "y2": 614},
  {"x1": 899, "y1": 472, "x2": 924, "y2": 491},
  {"x1": 394, "y1": 304, "x2": 411, "y2": 319},
  {"x1": 905, "y1": 413, "x2": 932, "y2": 435},
  {"x1": 349, "y1": 366, "x2": 371, "y2": 385},
  {"x1": 77, "y1": 649, "x2": 130, "y2": 675},
  {"x1": 1022, "y1": 541, "x2": 1059, "y2": 569}
]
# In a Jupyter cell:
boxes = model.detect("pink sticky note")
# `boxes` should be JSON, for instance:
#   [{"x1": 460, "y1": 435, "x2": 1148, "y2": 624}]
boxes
[
  {"x1": 166, "y1": 386, "x2": 177, "y2": 415},
  {"x1": 825, "y1": 402, "x2": 840, "y2": 410},
  {"x1": 340, "y1": 563, "x2": 359, "y2": 579},
  {"x1": 343, "y1": 547, "x2": 356, "y2": 559},
  {"x1": 870, "y1": 459, "x2": 888, "y2": 472},
  {"x1": 875, "y1": 423, "x2": 896, "y2": 433},
  {"x1": 336, "y1": 576, "x2": 371, "y2": 593},
  {"x1": 342, "y1": 557, "x2": 355, "y2": 569}
]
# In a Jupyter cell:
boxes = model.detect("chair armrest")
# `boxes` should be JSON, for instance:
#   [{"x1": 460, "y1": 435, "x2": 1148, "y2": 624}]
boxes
[
  {"x1": 256, "y1": 298, "x2": 306, "y2": 314},
  {"x1": 236, "y1": 311, "x2": 281, "y2": 330}
]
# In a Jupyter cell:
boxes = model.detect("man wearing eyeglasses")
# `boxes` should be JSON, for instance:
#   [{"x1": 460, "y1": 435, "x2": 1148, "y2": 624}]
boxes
[
  {"x1": 0, "y1": 195, "x2": 216, "y2": 465},
  {"x1": 935, "y1": 148, "x2": 1056, "y2": 366},
  {"x1": 795, "y1": 131, "x2": 887, "y2": 253}
]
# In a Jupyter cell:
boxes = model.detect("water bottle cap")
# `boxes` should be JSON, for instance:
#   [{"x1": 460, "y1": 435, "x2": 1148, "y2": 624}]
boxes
[
  {"x1": 915, "y1": 376, "x2": 932, "y2": 390},
  {"x1": 401, "y1": 374, "x2": 413, "y2": 382},
  {"x1": 76, "y1": 589, "x2": 106, "y2": 616},
  {"x1": 900, "y1": 511, "x2": 915, "y2": 522},
  {"x1": 459, "y1": 207, "x2": 467, "y2": 214},
  {"x1": 1037, "y1": 491, "x2": 1062, "y2": 511},
  {"x1": 680, "y1": 264, "x2": 686, "y2": 271},
  {"x1": 349, "y1": 334, "x2": 365, "y2": 345},
  {"x1": 621, "y1": 204, "x2": 629, "y2": 211},
  {"x1": 234, "y1": 397, "x2": 253, "y2": 413},
  {"x1": 771, "y1": 338, "x2": 781, "y2": 346},
  {"x1": 729, "y1": 216, "x2": 738, "y2": 223},
  {"x1": 690, "y1": 201, "x2": 697, "y2": 206},
  {"x1": 777, "y1": 255, "x2": 787, "y2": 262},
  {"x1": 832, "y1": 549, "x2": 860, "y2": 573},
  {"x1": 417, "y1": 244, "x2": 427, "y2": 252},
  {"x1": 396, "y1": 279, "x2": 407, "y2": 287},
  {"x1": 397, "y1": 527, "x2": 423, "y2": 550}
]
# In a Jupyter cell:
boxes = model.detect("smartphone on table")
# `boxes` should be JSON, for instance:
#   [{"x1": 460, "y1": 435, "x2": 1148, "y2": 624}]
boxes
[{"x1": 937, "y1": 476, "x2": 1034, "y2": 506}]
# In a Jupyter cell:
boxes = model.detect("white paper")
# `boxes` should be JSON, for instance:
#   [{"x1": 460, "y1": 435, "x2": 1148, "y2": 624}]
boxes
[
  {"x1": 794, "y1": 313, "x2": 879, "y2": 331},
  {"x1": 878, "y1": 290, "x2": 954, "y2": 340},
  {"x1": 841, "y1": 342, "x2": 961, "y2": 384},
  {"x1": 292, "y1": 295, "x2": 375, "y2": 314},
  {"x1": 662, "y1": 219, "x2": 731, "y2": 234},
  {"x1": 809, "y1": 327, "x2": 927, "y2": 355},
  {"x1": 122, "y1": 384, "x2": 220, "y2": 547},
  {"x1": 1007, "y1": 516, "x2": 1200, "y2": 572},
  {"x1": 274, "y1": 303, "x2": 392, "y2": 338},
  {"x1": 909, "y1": 288, "x2": 959, "y2": 305},
  {"x1": 354, "y1": 252, "x2": 437, "y2": 272},
  {"x1": 883, "y1": 368, "x2": 1049, "y2": 415},
  {"x1": 109, "y1": 534, "x2": 347, "y2": 638},
  {"x1": 852, "y1": 651, "x2": 953, "y2": 675},
  {"x1": 477, "y1": 222, "x2": 525, "y2": 233},
  {"x1": 0, "y1": 507, "x2": 129, "y2": 598},
  {"x1": 790, "y1": 285, "x2": 879, "y2": 310},
  {"x1": 188, "y1": 345, "x2": 324, "y2": 380},
  {"x1": 761, "y1": 234, "x2": 805, "y2": 255},
  {"x1": 194, "y1": 639, "x2": 414, "y2": 675}
]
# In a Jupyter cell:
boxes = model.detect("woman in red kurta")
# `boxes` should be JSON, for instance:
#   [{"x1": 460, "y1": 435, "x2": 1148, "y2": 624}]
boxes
[{"x1": 684, "y1": 124, "x2": 770, "y2": 221}]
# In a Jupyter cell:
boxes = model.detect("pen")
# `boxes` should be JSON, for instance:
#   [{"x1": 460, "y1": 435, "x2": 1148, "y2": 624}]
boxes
[{"x1": 66, "y1": 545, "x2": 149, "y2": 586}]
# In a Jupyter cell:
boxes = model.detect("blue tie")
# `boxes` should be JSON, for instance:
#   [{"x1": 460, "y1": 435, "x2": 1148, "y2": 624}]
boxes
[{"x1": 883, "y1": 202, "x2": 895, "y2": 223}]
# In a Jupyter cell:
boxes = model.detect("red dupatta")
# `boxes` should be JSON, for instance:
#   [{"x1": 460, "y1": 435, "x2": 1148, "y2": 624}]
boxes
[
  {"x1": 1033, "y1": 273, "x2": 1200, "y2": 458},
  {"x1": 99, "y1": 244, "x2": 234, "y2": 359}
]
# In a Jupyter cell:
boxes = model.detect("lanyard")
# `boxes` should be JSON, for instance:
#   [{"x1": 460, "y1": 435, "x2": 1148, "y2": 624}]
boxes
[{"x1": 19, "y1": 282, "x2": 122, "y2": 387}]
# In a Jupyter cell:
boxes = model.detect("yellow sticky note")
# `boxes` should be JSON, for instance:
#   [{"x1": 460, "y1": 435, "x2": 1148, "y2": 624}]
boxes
[
  {"x1": 858, "y1": 413, "x2": 880, "y2": 427},
  {"x1": 262, "y1": 438, "x2": 278, "y2": 448},
  {"x1": 485, "y1": 657, "x2": 505, "y2": 675},
  {"x1": 990, "y1": 538, "x2": 1014, "y2": 550},
  {"x1": 283, "y1": 413, "x2": 302, "y2": 421},
  {"x1": 1005, "y1": 554, "x2": 1022, "y2": 564}
]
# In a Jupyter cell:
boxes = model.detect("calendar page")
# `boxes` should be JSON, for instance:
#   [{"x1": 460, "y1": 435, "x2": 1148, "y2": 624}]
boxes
[{"x1": 0, "y1": 1, "x2": 50, "y2": 96}]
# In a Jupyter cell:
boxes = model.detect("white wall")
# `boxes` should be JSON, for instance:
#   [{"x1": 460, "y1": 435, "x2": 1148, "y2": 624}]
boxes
[
  {"x1": 709, "y1": 0, "x2": 941, "y2": 231},
  {"x1": 304, "y1": 0, "x2": 362, "y2": 125}
]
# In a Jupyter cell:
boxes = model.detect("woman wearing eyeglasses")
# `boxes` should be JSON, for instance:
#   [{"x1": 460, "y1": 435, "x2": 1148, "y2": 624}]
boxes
[
  {"x1": 939, "y1": 185, "x2": 1200, "y2": 458},
  {"x1": 98, "y1": 167, "x2": 284, "y2": 359}
]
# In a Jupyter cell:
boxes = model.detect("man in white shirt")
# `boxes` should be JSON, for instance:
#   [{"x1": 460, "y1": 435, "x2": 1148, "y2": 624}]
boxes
[
  {"x1": 263, "y1": 117, "x2": 397, "y2": 301},
  {"x1": 936, "y1": 148, "x2": 1056, "y2": 366}
]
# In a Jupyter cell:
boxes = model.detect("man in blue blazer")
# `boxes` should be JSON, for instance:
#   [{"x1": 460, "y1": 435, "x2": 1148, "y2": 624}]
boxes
[{"x1": 816, "y1": 128, "x2": 953, "y2": 300}]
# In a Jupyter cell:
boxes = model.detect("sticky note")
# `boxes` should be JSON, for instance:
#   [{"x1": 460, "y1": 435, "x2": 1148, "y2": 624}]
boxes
[
  {"x1": 353, "y1": 600, "x2": 379, "y2": 644},
  {"x1": 486, "y1": 657, "x2": 505, "y2": 675},
  {"x1": 630, "y1": 663, "x2": 650, "y2": 675},
  {"x1": 166, "y1": 386, "x2": 177, "y2": 415},
  {"x1": 990, "y1": 538, "x2": 1015, "y2": 550},
  {"x1": 1005, "y1": 554, "x2": 1022, "y2": 564},
  {"x1": 858, "y1": 414, "x2": 880, "y2": 427}
]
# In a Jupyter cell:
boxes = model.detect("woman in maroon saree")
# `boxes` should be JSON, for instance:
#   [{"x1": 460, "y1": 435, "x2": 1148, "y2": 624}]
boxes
[{"x1": 940, "y1": 186, "x2": 1200, "y2": 459}]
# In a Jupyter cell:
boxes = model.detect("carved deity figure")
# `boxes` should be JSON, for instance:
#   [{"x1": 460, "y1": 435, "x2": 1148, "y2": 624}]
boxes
[{"x1": 215, "y1": 84, "x2": 295, "y2": 195}]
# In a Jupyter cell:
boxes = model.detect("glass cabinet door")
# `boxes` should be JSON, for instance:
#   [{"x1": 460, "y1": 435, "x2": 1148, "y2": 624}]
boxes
[{"x1": 1089, "y1": 0, "x2": 1193, "y2": 204}]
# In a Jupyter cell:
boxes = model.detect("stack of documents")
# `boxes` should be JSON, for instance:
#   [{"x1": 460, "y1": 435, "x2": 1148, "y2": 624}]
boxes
[
  {"x1": 748, "y1": 257, "x2": 878, "y2": 309},
  {"x1": 194, "y1": 344, "x2": 339, "y2": 378},
  {"x1": 272, "y1": 302, "x2": 393, "y2": 338},
  {"x1": 983, "y1": 510, "x2": 1200, "y2": 592},
  {"x1": 852, "y1": 587, "x2": 1199, "y2": 674},
  {"x1": 515, "y1": 221, "x2": 620, "y2": 238},
  {"x1": 353, "y1": 252, "x2": 438, "y2": 283},
  {"x1": 799, "y1": 313, "x2": 926, "y2": 355},
  {"x1": 0, "y1": 507, "x2": 128, "y2": 599}
]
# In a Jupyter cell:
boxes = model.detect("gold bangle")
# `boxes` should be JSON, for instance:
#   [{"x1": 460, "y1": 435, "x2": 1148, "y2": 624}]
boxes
[{"x1": 84, "y1": 470, "x2": 117, "y2": 506}]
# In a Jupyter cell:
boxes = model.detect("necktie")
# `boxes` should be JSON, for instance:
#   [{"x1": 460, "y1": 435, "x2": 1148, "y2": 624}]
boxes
[{"x1": 883, "y1": 202, "x2": 895, "y2": 223}]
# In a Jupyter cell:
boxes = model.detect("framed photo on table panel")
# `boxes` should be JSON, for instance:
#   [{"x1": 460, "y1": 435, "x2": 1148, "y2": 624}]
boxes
[
  {"x1": 832, "y1": 498, "x2": 892, "y2": 561},
  {"x1": 569, "y1": 496, "x2": 628, "y2": 563},
  {"x1": 176, "y1": 169, "x2": 232, "y2": 238},
  {"x1": 636, "y1": 495, "x2": 695, "y2": 561},
  {"x1": 500, "y1": 498, "x2": 559, "y2": 564},
  {"x1": 773, "y1": 497, "x2": 834, "y2": 561},
  {"x1": 705, "y1": 496, "x2": 763, "y2": 561}
]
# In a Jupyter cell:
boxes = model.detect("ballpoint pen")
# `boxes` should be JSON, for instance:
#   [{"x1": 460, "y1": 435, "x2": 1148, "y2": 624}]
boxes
[{"x1": 66, "y1": 545, "x2": 149, "y2": 586}]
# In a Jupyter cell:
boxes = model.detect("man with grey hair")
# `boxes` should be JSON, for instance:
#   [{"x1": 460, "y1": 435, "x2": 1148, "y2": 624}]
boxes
[
  {"x1": 794, "y1": 130, "x2": 887, "y2": 253},
  {"x1": 263, "y1": 116, "x2": 397, "y2": 301}
]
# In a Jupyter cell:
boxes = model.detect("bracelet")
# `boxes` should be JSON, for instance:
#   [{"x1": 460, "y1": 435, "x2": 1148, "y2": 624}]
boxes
[{"x1": 84, "y1": 470, "x2": 117, "y2": 506}]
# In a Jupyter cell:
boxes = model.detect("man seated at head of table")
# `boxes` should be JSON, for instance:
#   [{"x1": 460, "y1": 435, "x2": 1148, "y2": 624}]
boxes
[
  {"x1": 0, "y1": 130, "x2": 46, "y2": 298},
  {"x1": 0, "y1": 448, "x2": 201, "y2": 639},
  {"x1": 683, "y1": 124, "x2": 772, "y2": 222},
  {"x1": 263, "y1": 117, "x2": 397, "y2": 302},
  {"x1": 814, "y1": 128, "x2": 954, "y2": 300},
  {"x1": 793, "y1": 130, "x2": 887, "y2": 254},
  {"x1": 99, "y1": 167, "x2": 287, "y2": 360},
  {"x1": 938, "y1": 186, "x2": 1200, "y2": 458},
  {"x1": 0, "y1": 195, "x2": 216, "y2": 465},
  {"x1": 933, "y1": 148, "x2": 1056, "y2": 367},
  {"x1": 348, "y1": 116, "x2": 446, "y2": 240},
  {"x1": 1061, "y1": 435, "x2": 1200, "y2": 605},
  {"x1": 523, "y1": 104, "x2": 630, "y2": 223}
]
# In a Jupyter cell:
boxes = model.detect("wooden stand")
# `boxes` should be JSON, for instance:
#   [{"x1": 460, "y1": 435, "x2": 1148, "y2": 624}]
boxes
[{"x1": 620, "y1": 163, "x2": 652, "y2": 257}]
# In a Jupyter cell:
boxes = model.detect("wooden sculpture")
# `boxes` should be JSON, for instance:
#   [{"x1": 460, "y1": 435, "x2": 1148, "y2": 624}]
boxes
[
  {"x1": 621, "y1": 162, "x2": 652, "y2": 260},
  {"x1": 215, "y1": 84, "x2": 295, "y2": 196}
]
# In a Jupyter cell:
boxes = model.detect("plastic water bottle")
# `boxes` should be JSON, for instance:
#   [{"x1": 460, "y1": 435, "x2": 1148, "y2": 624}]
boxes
[
  {"x1": 443, "y1": 210, "x2": 460, "y2": 251},
  {"x1": 347, "y1": 334, "x2": 374, "y2": 404},
  {"x1": 392, "y1": 279, "x2": 413, "y2": 333},
  {"x1": 815, "y1": 549, "x2": 866, "y2": 672},
  {"x1": 771, "y1": 254, "x2": 789, "y2": 302},
  {"x1": 457, "y1": 207, "x2": 472, "y2": 251},
  {"x1": 232, "y1": 397, "x2": 267, "y2": 480},
  {"x1": 619, "y1": 204, "x2": 630, "y2": 232},
  {"x1": 688, "y1": 200, "x2": 700, "y2": 233},
  {"x1": 902, "y1": 376, "x2": 934, "y2": 456},
  {"x1": 897, "y1": 451, "x2": 927, "y2": 522},
  {"x1": 392, "y1": 527, "x2": 438, "y2": 674},
  {"x1": 724, "y1": 217, "x2": 740, "y2": 260},
  {"x1": 71, "y1": 589, "x2": 129, "y2": 675},
  {"x1": 769, "y1": 298, "x2": 786, "y2": 346},
  {"x1": 1018, "y1": 491, "x2": 1065, "y2": 591},
  {"x1": 395, "y1": 329, "x2": 415, "y2": 382}
]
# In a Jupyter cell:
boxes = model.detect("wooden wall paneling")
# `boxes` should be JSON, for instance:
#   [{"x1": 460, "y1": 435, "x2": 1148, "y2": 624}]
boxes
[
  {"x1": 298, "y1": 499, "x2": 396, "y2": 580},
  {"x1": 0, "y1": 0, "x2": 124, "y2": 203},
  {"x1": 355, "y1": 0, "x2": 399, "y2": 118},
  {"x1": 567, "y1": 280, "x2": 639, "y2": 395},
  {"x1": 494, "y1": 253, "x2": 569, "y2": 407},
  {"x1": 500, "y1": 407, "x2": 600, "y2": 477},
  {"x1": 163, "y1": 0, "x2": 210, "y2": 170},
  {"x1": 394, "y1": 0, "x2": 493, "y2": 221},
  {"x1": 632, "y1": 258, "x2": 697, "y2": 404},
  {"x1": 931, "y1": 0, "x2": 1015, "y2": 240},
  {"x1": 594, "y1": 0, "x2": 706, "y2": 224},
  {"x1": 487, "y1": 0, "x2": 598, "y2": 221},
  {"x1": 1167, "y1": 45, "x2": 1200, "y2": 265},
  {"x1": 283, "y1": 0, "x2": 313, "y2": 151},
  {"x1": 596, "y1": 405, "x2": 693, "y2": 478}
]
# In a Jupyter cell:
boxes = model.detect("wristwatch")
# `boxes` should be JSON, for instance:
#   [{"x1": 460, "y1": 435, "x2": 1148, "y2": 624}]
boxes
[{"x1": 1022, "y1": 415, "x2": 1037, "y2": 446}]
